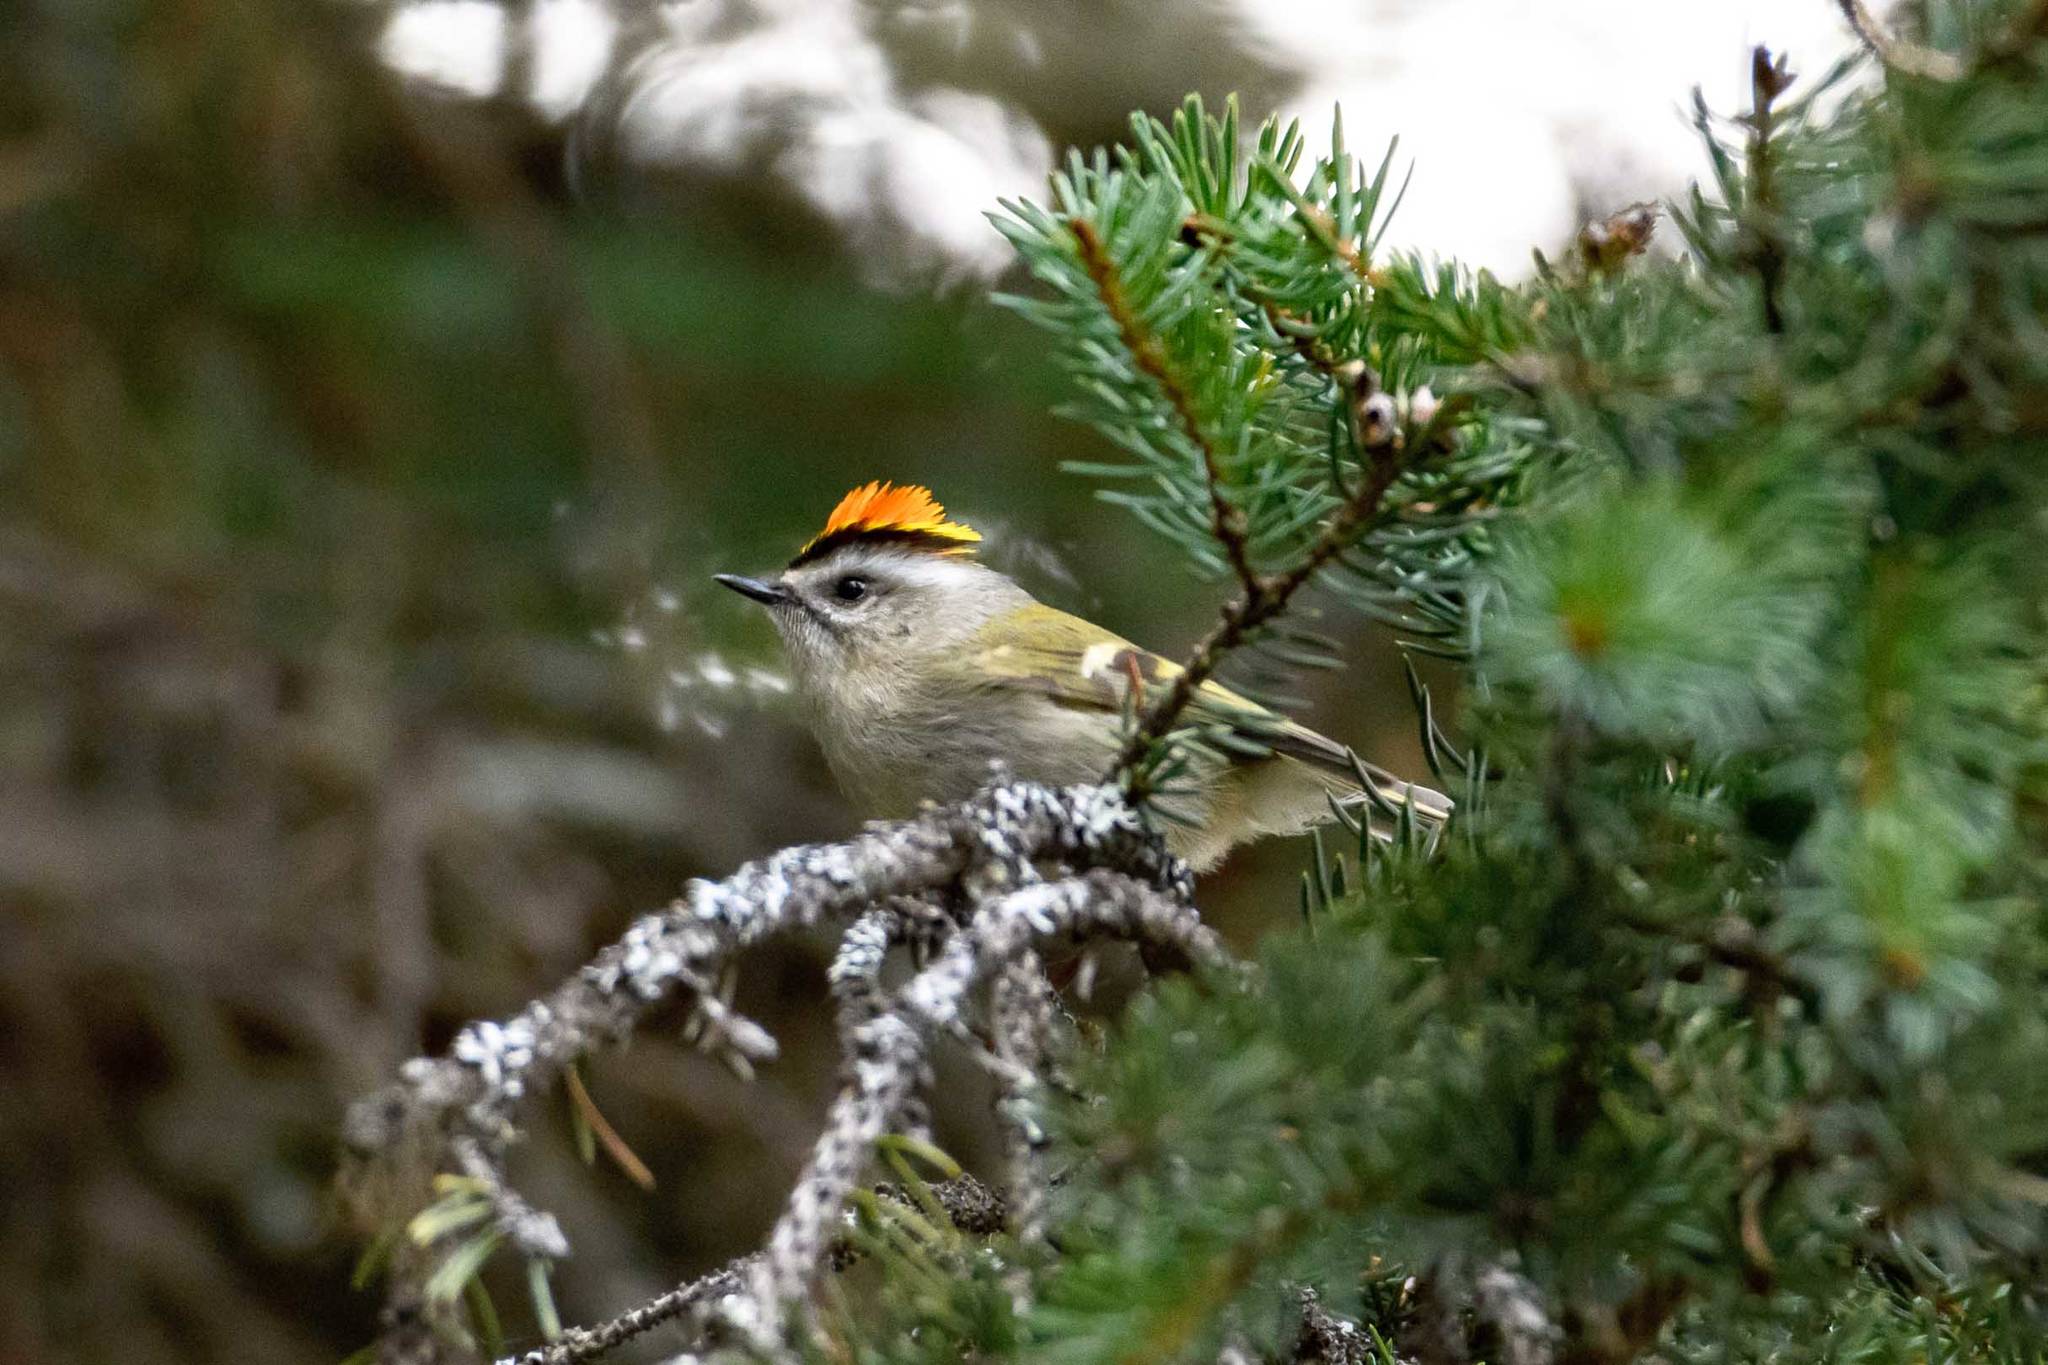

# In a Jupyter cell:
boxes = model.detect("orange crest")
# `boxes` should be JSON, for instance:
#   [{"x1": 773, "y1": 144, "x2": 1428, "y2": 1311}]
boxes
[{"x1": 794, "y1": 482, "x2": 982, "y2": 563}]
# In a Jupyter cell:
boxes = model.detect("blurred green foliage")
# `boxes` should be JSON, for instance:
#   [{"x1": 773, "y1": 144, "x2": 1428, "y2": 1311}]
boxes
[{"x1": 2, "y1": 4, "x2": 1327, "y2": 1363}]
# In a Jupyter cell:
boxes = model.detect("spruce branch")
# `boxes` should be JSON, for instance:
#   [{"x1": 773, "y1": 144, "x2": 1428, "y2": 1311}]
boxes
[
  {"x1": 1105, "y1": 1158, "x2": 1395, "y2": 1364},
  {"x1": 1073, "y1": 192, "x2": 1400, "y2": 781},
  {"x1": 1006, "y1": 45, "x2": 2048, "y2": 1365},
  {"x1": 353, "y1": 44, "x2": 2048, "y2": 1364},
  {"x1": 1069, "y1": 216, "x2": 1258, "y2": 590},
  {"x1": 1004, "y1": 102, "x2": 1498, "y2": 791}
]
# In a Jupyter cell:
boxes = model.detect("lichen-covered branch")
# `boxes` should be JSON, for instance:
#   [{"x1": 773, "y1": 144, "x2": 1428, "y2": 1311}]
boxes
[
  {"x1": 1411, "y1": 1261, "x2": 1560, "y2": 1365},
  {"x1": 989, "y1": 950, "x2": 1059, "y2": 1249},
  {"x1": 343, "y1": 781, "x2": 1179, "y2": 1190},
  {"x1": 1291, "y1": 1286, "x2": 1382, "y2": 1365},
  {"x1": 498, "y1": 1256, "x2": 759, "y2": 1365},
  {"x1": 743, "y1": 870, "x2": 1233, "y2": 1339},
  {"x1": 500, "y1": 873, "x2": 1223, "y2": 1362},
  {"x1": 342, "y1": 782, "x2": 1206, "y2": 1364}
]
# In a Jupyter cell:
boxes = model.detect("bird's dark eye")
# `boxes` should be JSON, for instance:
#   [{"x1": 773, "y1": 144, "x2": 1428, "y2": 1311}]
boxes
[{"x1": 833, "y1": 575, "x2": 869, "y2": 602}]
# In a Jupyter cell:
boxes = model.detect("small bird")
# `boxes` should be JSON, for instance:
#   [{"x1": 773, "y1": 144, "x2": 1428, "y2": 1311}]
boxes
[{"x1": 716, "y1": 482, "x2": 1448, "y2": 870}]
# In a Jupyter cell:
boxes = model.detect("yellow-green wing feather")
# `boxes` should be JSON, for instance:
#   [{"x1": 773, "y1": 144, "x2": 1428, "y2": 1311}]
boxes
[{"x1": 968, "y1": 603, "x2": 1449, "y2": 820}]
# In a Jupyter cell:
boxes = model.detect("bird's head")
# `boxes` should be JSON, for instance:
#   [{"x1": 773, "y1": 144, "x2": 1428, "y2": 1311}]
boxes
[{"x1": 715, "y1": 482, "x2": 1021, "y2": 687}]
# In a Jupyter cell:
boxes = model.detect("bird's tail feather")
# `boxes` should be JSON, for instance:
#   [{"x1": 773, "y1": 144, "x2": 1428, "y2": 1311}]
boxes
[{"x1": 1337, "y1": 751, "x2": 1454, "y2": 828}]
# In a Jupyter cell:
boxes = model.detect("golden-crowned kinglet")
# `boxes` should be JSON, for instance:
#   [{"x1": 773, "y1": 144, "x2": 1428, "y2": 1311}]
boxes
[{"x1": 716, "y1": 483, "x2": 1449, "y2": 870}]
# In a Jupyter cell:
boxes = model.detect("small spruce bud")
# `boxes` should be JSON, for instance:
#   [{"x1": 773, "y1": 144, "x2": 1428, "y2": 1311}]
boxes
[
  {"x1": 1332, "y1": 358, "x2": 1373, "y2": 392},
  {"x1": 1359, "y1": 391, "x2": 1398, "y2": 448},
  {"x1": 1403, "y1": 385, "x2": 1441, "y2": 430},
  {"x1": 1577, "y1": 202, "x2": 1660, "y2": 272}
]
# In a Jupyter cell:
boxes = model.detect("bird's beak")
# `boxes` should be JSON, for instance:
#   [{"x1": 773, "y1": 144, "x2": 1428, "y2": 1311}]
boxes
[{"x1": 714, "y1": 573, "x2": 791, "y2": 607}]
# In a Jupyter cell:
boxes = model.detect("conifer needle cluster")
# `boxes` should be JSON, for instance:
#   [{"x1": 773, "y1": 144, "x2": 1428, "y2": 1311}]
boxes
[{"x1": 854, "y1": 3, "x2": 2048, "y2": 1360}]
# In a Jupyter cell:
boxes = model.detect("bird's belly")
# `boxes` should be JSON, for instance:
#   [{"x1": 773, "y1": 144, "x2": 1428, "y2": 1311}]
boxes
[
  {"x1": 817, "y1": 694, "x2": 1124, "y2": 817},
  {"x1": 812, "y1": 691, "x2": 1312, "y2": 871}
]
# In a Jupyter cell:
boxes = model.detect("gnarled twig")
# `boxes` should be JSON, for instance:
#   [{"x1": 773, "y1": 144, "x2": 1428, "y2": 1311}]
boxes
[{"x1": 1832, "y1": 0, "x2": 1965, "y2": 80}]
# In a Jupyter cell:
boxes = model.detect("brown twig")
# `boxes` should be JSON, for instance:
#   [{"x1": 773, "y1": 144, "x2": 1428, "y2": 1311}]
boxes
[
  {"x1": 1079, "y1": 210, "x2": 1435, "y2": 784},
  {"x1": 1615, "y1": 907, "x2": 1821, "y2": 1015},
  {"x1": 1070, "y1": 217, "x2": 1260, "y2": 593},
  {"x1": 1575, "y1": 203, "x2": 1660, "y2": 275},
  {"x1": 1832, "y1": 0, "x2": 1965, "y2": 80},
  {"x1": 1744, "y1": 47, "x2": 1795, "y2": 336},
  {"x1": 1561, "y1": 1274, "x2": 1691, "y2": 1365},
  {"x1": 1108, "y1": 437, "x2": 1407, "y2": 784},
  {"x1": 1180, "y1": 212, "x2": 1372, "y2": 438},
  {"x1": 498, "y1": 1256, "x2": 759, "y2": 1365},
  {"x1": 1981, "y1": 0, "x2": 2048, "y2": 69},
  {"x1": 564, "y1": 1066, "x2": 656, "y2": 1191},
  {"x1": 1734, "y1": 1114, "x2": 1816, "y2": 1292}
]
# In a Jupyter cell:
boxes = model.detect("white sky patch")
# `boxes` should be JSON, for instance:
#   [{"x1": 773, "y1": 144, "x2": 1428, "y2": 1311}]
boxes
[
  {"x1": 379, "y1": 0, "x2": 509, "y2": 100},
  {"x1": 787, "y1": 89, "x2": 1048, "y2": 282},
  {"x1": 1241, "y1": 1, "x2": 1863, "y2": 276},
  {"x1": 375, "y1": 0, "x2": 1867, "y2": 278},
  {"x1": 618, "y1": 8, "x2": 889, "y2": 171},
  {"x1": 528, "y1": 0, "x2": 618, "y2": 123}
]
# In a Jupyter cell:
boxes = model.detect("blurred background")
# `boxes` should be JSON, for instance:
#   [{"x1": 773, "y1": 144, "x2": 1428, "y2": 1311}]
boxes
[{"x1": 1, "y1": 2, "x2": 1856, "y2": 1361}]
